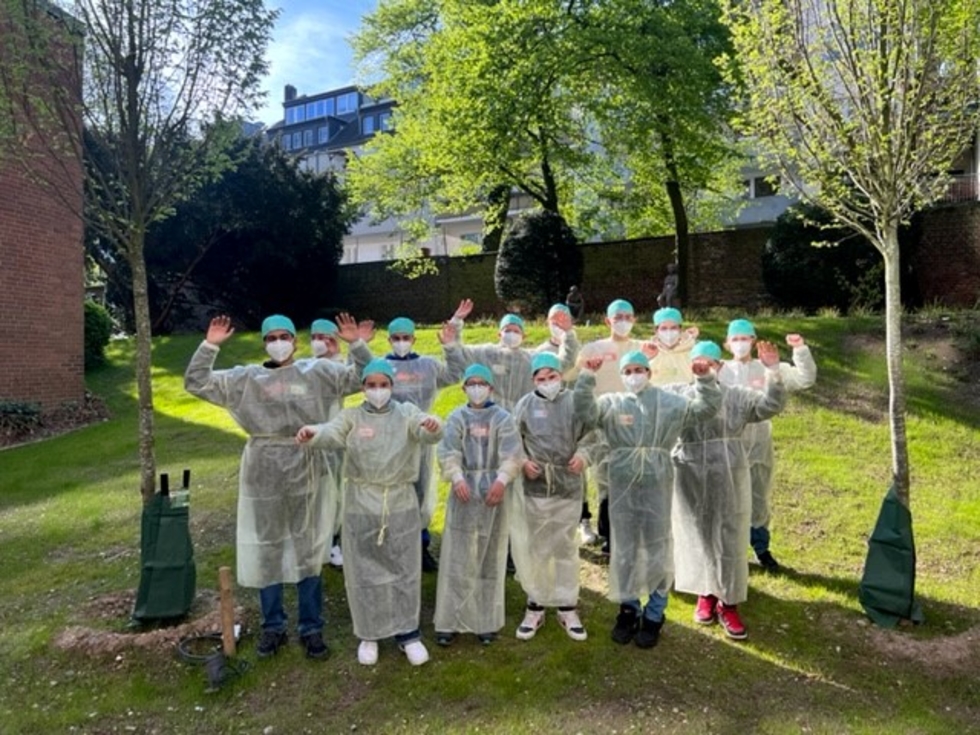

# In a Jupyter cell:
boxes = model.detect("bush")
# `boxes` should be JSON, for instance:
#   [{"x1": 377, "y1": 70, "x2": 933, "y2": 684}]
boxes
[
  {"x1": 494, "y1": 210, "x2": 583, "y2": 315},
  {"x1": 84, "y1": 300, "x2": 113, "y2": 369},
  {"x1": 0, "y1": 400, "x2": 41, "y2": 435}
]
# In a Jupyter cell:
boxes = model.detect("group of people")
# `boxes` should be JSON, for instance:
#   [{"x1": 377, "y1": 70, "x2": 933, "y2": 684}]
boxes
[{"x1": 184, "y1": 296, "x2": 816, "y2": 667}]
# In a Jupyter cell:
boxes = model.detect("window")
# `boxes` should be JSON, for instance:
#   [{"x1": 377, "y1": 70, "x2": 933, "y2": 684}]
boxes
[
  {"x1": 314, "y1": 100, "x2": 326, "y2": 118},
  {"x1": 291, "y1": 132, "x2": 301, "y2": 149},
  {"x1": 379, "y1": 112, "x2": 393, "y2": 131},
  {"x1": 754, "y1": 176, "x2": 779, "y2": 198},
  {"x1": 325, "y1": 97, "x2": 335, "y2": 116},
  {"x1": 281, "y1": 134, "x2": 291, "y2": 151},
  {"x1": 382, "y1": 243, "x2": 396, "y2": 260},
  {"x1": 306, "y1": 102, "x2": 316, "y2": 119},
  {"x1": 303, "y1": 129, "x2": 313, "y2": 147},
  {"x1": 361, "y1": 116, "x2": 375, "y2": 135},
  {"x1": 318, "y1": 125, "x2": 329, "y2": 144},
  {"x1": 286, "y1": 105, "x2": 305, "y2": 125},
  {"x1": 336, "y1": 91, "x2": 358, "y2": 114}
]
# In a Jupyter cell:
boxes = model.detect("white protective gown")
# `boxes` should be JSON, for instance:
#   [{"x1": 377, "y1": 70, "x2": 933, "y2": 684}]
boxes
[
  {"x1": 386, "y1": 344, "x2": 464, "y2": 523},
  {"x1": 184, "y1": 341, "x2": 371, "y2": 588},
  {"x1": 719, "y1": 346, "x2": 817, "y2": 528},
  {"x1": 511, "y1": 388, "x2": 596, "y2": 607},
  {"x1": 574, "y1": 371, "x2": 721, "y2": 602},
  {"x1": 649, "y1": 332, "x2": 697, "y2": 387},
  {"x1": 308, "y1": 400, "x2": 443, "y2": 641},
  {"x1": 533, "y1": 330, "x2": 581, "y2": 382},
  {"x1": 669, "y1": 372, "x2": 787, "y2": 603},
  {"x1": 434, "y1": 403, "x2": 523, "y2": 634}
]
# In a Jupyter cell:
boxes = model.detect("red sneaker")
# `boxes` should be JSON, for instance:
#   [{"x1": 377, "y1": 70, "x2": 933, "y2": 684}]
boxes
[
  {"x1": 717, "y1": 604, "x2": 748, "y2": 640},
  {"x1": 694, "y1": 595, "x2": 718, "y2": 625}
]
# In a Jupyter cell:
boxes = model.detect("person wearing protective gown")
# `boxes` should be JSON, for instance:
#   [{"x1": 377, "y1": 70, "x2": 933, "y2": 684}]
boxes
[
  {"x1": 647, "y1": 307, "x2": 699, "y2": 387},
  {"x1": 184, "y1": 313, "x2": 371, "y2": 661},
  {"x1": 382, "y1": 315, "x2": 466, "y2": 572},
  {"x1": 574, "y1": 349, "x2": 721, "y2": 649},
  {"x1": 296, "y1": 358, "x2": 443, "y2": 667},
  {"x1": 720, "y1": 319, "x2": 817, "y2": 572},
  {"x1": 433, "y1": 364, "x2": 523, "y2": 646},
  {"x1": 511, "y1": 352, "x2": 595, "y2": 642},
  {"x1": 668, "y1": 340, "x2": 786, "y2": 641}
]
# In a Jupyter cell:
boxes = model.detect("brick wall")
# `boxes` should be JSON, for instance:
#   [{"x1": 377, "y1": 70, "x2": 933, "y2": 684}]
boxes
[
  {"x1": 0, "y1": 4, "x2": 84, "y2": 409},
  {"x1": 910, "y1": 204, "x2": 980, "y2": 307},
  {"x1": 335, "y1": 227, "x2": 772, "y2": 322}
]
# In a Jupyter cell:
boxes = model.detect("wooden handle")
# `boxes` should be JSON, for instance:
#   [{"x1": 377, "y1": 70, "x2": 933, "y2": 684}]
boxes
[{"x1": 218, "y1": 566, "x2": 236, "y2": 656}]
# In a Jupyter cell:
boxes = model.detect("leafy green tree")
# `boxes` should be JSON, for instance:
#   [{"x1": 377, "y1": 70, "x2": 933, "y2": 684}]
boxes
[
  {"x1": 494, "y1": 209, "x2": 583, "y2": 315},
  {"x1": 3, "y1": 0, "x2": 277, "y2": 502}
]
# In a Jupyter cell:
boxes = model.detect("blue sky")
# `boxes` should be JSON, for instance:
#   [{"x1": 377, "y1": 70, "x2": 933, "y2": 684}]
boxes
[{"x1": 257, "y1": 0, "x2": 379, "y2": 126}]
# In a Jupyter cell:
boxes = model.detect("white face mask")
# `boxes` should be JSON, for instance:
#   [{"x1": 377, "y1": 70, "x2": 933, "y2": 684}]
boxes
[
  {"x1": 500, "y1": 331, "x2": 523, "y2": 348},
  {"x1": 391, "y1": 339, "x2": 413, "y2": 357},
  {"x1": 730, "y1": 341, "x2": 753, "y2": 359},
  {"x1": 658, "y1": 328, "x2": 680, "y2": 347},
  {"x1": 611, "y1": 320, "x2": 633, "y2": 338},
  {"x1": 265, "y1": 339, "x2": 294, "y2": 364},
  {"x1": 311, "y1": 339, "x2": 330, "y2": 357},
  {"x1": 465, "y1": 384, "x2": 491, "y2": 405},
  {"x1": 622, "y1": 373, "x2": 648, "y2": 393},
  {"x1": 536, "y1": 379, "x2": 562, "y2": 401},
  {"x1": 549, "y1": 324, "x2": 565, "y2": 342},
  {"x1": 364, "y1": 388, "x2": 391, "y2": 408}
]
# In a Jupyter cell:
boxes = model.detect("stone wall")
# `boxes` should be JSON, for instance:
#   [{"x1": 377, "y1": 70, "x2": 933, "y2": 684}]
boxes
[{"x1": 910, "y1": 203, "x2": 980, "y2": 307}]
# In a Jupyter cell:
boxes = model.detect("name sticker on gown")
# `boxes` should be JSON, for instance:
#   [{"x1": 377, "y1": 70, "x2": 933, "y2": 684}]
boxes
[
  {"x1": 469, "y1": 424, "x2": 490, "y2": 438},
  {"x1": 357, "y1": 426, "x2": 375, "y2": 439},
  {"x1": 533, "y1": 409, "x2": 549, "y2": 419},
  {"x1": 492, "y1": 363, "x2": 507, "y2": 375},
  {"x1": 617, "y1": 414, "x2": 634, "y2": 426}
]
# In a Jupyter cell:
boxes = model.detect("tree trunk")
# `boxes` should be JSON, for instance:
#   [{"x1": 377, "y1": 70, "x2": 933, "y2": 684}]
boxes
[
  {"x1": 881, "y1": 224, "x2": 910, "y2": 506},
  {"x1": 128, "y1": 232, "x2": 157, "y2": 504},
  {"x1": 482, "y1": 184, "x2": 511, "y2": 253},
  {"x1": 661, "y1": 129, "x2": 690, "y2": 305}
]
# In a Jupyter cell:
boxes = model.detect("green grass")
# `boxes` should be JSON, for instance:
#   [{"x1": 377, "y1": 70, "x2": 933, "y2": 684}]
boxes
[{"x1": 1, "y1": 313, "x2": 979, "y2": 734}]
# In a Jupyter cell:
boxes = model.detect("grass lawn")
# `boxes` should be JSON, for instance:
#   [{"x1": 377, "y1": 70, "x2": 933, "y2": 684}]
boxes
[{"x1": 1, "y1": 311, "x2": 978, "y2": 734}]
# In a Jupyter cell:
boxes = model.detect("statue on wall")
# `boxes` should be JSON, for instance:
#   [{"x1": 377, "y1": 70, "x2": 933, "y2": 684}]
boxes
[
  {"x1": 565, "y1": 285, "x2": 585, "y2": 322},
  {"x1": 657, "y1": 263, "x2": 680, "y2": 309}
]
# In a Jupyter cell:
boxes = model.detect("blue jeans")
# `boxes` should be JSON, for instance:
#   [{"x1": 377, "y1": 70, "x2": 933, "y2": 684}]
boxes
[
  {"x1": 750, "y1": 525, "x2": 771, "y2": 557},
  {"x1": 623, "y1": 589, "x2": 669, "y2": 623},
  {"x1": 259, "y1": 575, "x2": 324, "y2": 636},
  {"x1": 394, "y1": 628, "x2": 421, "y2": 645}
]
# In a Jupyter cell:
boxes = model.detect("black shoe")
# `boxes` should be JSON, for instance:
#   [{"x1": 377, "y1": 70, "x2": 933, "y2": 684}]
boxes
[
  {"x1": 422, "y1": 546, "x2": 439, "y2": 572},
  {"x1": 478, "y1": 632, "x2": 497, "y2": 645},
  {"x1": 757, "y1": 551, "x2": 780, "y2": 572},
  {"x1": 634, "y1": 616, "x2": 664, "y2": 649},
  {"x1": 611, "y1": 606, "x2": 639, "y2": 645},
  {"x1": 256, "y1": 630, "x2": 287, "y2": 658},
  {"x1": 435, "y1": 632, "x2": 455, "y2": 647},
  {"x1": 300, "y1": 631, "x2": 329, "y2": 660}
]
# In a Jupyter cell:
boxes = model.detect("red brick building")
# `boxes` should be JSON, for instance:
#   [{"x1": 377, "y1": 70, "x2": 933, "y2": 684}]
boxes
[{"x1": 0, "y1": 2, "x2": 84, "y2": 408}]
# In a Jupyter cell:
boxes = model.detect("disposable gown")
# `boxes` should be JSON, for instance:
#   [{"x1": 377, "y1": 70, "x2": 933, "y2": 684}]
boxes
[
  {"x1": 511, "y1": 388, "x2": 597, "y2": 607},
  {"x1": 533, "y1": 331, "x2": 581, "y2": 382},
  {"x1": 448, "y1": 338, "x2": 576, "y2": 412},
  {"x1": 719, "y1": 346, "x2": 816, "y2": 527},
  {"x1": 649, "y1": 332, "x2": 697, "y2": 387},
  {"x1": 321, "y1": 354, "x2": 352, "y2": 536},
  {"x1": 574, "y1": 372, "x2": 721, "y2": 602},
  {"x1": 434, "y1": 404, "x2": 523, "y2": 635},
  {"x1": 184, "y1": 341, "x2": 371, "y2": 588},
  {"x1": 669, "y1": 373, "x2": 786, "y2": 603},
  {"x1": 387, "y1": 344, "x2": 464, "y2": 523},
  {"x1": 307, "y1": 400, "x2": 443, "y2": 641}
]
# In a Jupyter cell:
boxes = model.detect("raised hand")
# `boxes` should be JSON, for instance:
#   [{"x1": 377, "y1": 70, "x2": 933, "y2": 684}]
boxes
[
  {"x1": 584, "y1": 356, "x2": 604, "y2": 372},
  {"x1": 641, "y1": 341, "x2": 659, "y2": 359},
  {"x1": 691, "y1": 357, "x2": 713, "y2": 377},
  {"x1": 335, "y1": 313, "x2": 359, "y2": 343},
  {"x1": 357, "y1": 320, "x2": 376, "y2": 343},
  {"x1": 205, "y1": 315, "x2": 235, "y2": 346},
  {"x1": 786, "y1": 333, "x2": 806, "y2": 348},
  {"x1": 438, "y1": 320, "x2": 458, "y2": 345},
  {"x1": 296, "y1": 425, "x2": 317, "y2": 444},
  {"x1": 552, "y1": 310, "x2": 572, "y2": 332},
  {"x1": 453, "y1": 299, "x2": 474, "y2": 321}
]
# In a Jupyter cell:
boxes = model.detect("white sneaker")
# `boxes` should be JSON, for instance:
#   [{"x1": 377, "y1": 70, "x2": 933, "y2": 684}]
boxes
[
  {"x1": 399, "y1": 640, "x2": 429, "y2": 666},
  {"x1": 329, "y1": 544, "x2": 343, "y2": 568},
  {"x1": 557, "y1": 609, "x2": 588, "y2": 641},
  {"x1": 516, "y1": 608, "x2": 546, "y2": 640},
  {"x1": 579, "y1": 519, "x2": 598, "y2": 545},
  {"x1": 357, "y1": 640, "x2": 378, "y2": 666}
]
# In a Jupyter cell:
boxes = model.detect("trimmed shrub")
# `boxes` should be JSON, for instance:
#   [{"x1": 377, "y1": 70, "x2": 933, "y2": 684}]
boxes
[
  {"x1": 494, "y1": 210, "x2": 583, "y2": 315},
  {"x1": 84, "y1": 300, "x2": 113, "y2": 369}
]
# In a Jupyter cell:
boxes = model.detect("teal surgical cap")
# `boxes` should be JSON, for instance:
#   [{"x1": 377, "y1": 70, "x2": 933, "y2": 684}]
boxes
[
  {"x1": 310, "y1": 318, "x2": 338, "y2": 335},
  {"x1": 361, "y1": 357, "x2": 395, "y2": 382},
  {"x1": 619, "y1": 350, "x2": 650, "y2": 372},
  {"x1": 606, "y1": 299, "x2": 634, "y2": 318},
  {"x1": 531, "y1": 352, "x2": 562, "y2": 375},
  {"x1": 653, "y1": 307, "x2": 682, "y2": 326},
  {"x1": 499, "y1": 314, "x2": 525, "y2": 331},
  {"x1": 691, "y1": 340, "x2": 723, "y2": 362},
  {"x1": 463, "y1": 363, "x2": 494, "y2": 386},
  {"x1": 262, "y1": 314, "x2": 296, "y2": 337},
  {"x1": 548, "y1": 303, "x2": 571, "y2": 318},
  {"x1": 388, "y1": 317, "x2": 416, "y2": 336},
  {"x1": 727, "y1": 319, "x2": 756, "y2": 338}
]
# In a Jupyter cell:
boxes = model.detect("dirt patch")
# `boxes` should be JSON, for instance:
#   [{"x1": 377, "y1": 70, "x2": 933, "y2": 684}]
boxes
[
  {"x1": 53, "y1": 589, "x2": 246, "y2": 658},
  {"x1": 0, "y1": 391, "x2": 111, "y2": 450},
  {"x1": 864, "y1": 622, "x2": 980, "y2": 677}
]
